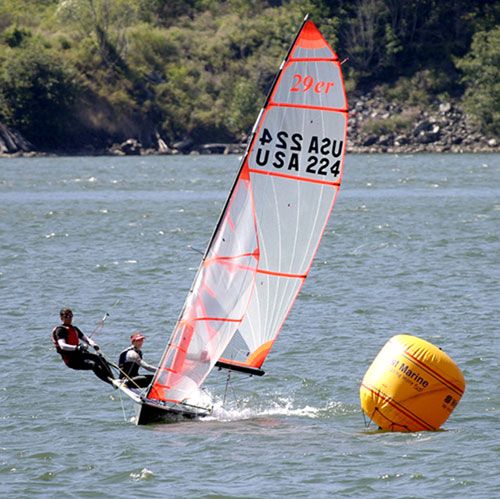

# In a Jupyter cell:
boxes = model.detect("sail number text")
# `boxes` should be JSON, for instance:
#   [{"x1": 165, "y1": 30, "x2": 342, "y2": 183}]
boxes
[
  {"x1": 290, "y1": 74, "x2": 335, "y2": 94},
  {"x1": 255, "y1": 127, "x2": 343, "y2": 177}
]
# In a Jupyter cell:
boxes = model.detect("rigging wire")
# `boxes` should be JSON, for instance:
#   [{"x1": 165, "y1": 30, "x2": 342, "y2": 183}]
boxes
[
  {"x1": 99, "y1": 348, "x2": 149, "y2": 391},
  {"x1": 88, "y1": 299, "x2": 120, "y2": 339},
  {"x1": 222, "y1": 371, "x2": 231, "y2": 405},
  {"x1": 217, "y1": 368, "x2": 259, "y2": 409},
  {"x1": 363, "y1": 407, "x2": 410, "y2": 432},
  {"x1": 116, "y1": 385, "x2": 129, "y2": 422},
  {"x1": 87, "y1": 309, "x2": 149, "y2": 392}
]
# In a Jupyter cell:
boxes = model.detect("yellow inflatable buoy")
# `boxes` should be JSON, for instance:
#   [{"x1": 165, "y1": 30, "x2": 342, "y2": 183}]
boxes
[{"x1": 360, "y1": 334, "x2": 465, "y2": 432}]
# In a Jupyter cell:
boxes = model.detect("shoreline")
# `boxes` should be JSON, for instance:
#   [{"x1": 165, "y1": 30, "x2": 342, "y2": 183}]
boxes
[
  {"x1": 1, "y1": 144, "x2": 499, "y2": 158},
  {"x1": 1, "y1": 97, "x2": 498, "y2": 158},
  {"x1": 1, "y1": 139, "x2": 498, "y2": 158}
]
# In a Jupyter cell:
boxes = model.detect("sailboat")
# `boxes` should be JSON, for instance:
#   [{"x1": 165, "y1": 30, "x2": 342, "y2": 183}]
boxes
[{"x1": 113, "y1": 15, "x2": 348, "y2": 424}]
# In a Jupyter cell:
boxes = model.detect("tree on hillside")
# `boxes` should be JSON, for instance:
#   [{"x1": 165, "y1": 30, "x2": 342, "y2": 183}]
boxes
[
  {"x1": 0, "y1": 46, "x2": 77, "y2": 148},
  {"x1": 57, "y1": 0, "x2": 139, "y2": 71},
  {"x1": 456, "y1": 26, "x2": 500, "y2": 135}
]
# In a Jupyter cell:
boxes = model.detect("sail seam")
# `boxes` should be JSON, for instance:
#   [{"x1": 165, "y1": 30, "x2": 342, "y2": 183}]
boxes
[
  {"x1": 270, "y1": 102, "x2": 348, "y2": 113},
  {"x1": 256, "y1": 268, "x2": 306, "y2": 279},
  {"x1": 248, "y1": 167, "x2": 341, "y2": 187},
  {"x1": 188, "y1": 316, "x2": 242, "y2": 323},
  {"x1": 289, "y1": 57, "x2": 338, "y2": 62},
  {"x1": 205, "y1": 252, "x2": 258, "y2": 262}
]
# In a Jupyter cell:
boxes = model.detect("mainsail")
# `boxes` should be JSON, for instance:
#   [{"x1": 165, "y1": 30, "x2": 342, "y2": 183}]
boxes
[{"x1": 145, "y1": 16, "x2": 348, "y2": 411}]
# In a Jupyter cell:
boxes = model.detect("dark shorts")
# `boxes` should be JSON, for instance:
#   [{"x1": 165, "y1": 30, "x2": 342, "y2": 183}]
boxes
[
  {"x1": 62, "y1": 351, "x2": 114, "y2": 385},
  {"x1": 64, "y1": 351, "x2": 102, "y2": 370}
]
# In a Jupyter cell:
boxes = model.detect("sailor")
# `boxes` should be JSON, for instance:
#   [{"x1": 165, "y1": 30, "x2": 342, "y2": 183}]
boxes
[
  {"x1": 52, "y1": 308, "x2": 115, "y2": 385},
  {"x1": 118, "y1": 332, "x2": 157, "y2": 388}
]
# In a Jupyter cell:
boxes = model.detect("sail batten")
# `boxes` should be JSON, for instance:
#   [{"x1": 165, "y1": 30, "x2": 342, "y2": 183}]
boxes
[
  {"x1": 271, "y1": 102, "x2": 348, "y2": 113},
  {"x1": 256, "y1": 268, "x2": 306, "y2": 279},
  {"x1": 145, "y1": 18, "x2": 348, "y2": 410},
  {"x1": 248, "y1": 167, "x2": 341, "y2": 186}
]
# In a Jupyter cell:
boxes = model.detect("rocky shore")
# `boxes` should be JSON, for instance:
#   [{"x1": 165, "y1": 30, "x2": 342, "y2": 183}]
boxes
[
  {"x1": 1, "y1": 95, "x2": 498, "y2": 157},
  {"x1": 346, "y1": 93, "x2": 498, "y2": 154},
  {"x1": 0, "y1": 123, "x2": 33, "y2": 156}
]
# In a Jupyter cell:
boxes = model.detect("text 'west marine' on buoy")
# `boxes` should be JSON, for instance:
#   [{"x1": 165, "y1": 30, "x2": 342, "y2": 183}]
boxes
[{"x1": 360, "y1": 334, "x2": 465, "y2": 432}]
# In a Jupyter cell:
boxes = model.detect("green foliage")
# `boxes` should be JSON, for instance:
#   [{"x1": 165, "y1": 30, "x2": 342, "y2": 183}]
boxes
[
  {"x1": 226, "y1": 78, "x2": 262, "y2": 136},
  {"x1": 361, "y1": 109, "x2": 419, "y2": 136},
  {"x1": 382, "y1": 70, "x2": 455, "y2": 106},
  {"x1": 338, "y1": 0, "x2": 498, "y2": 84},
  {"x1": 0, "y1": 0, "x2": 498, "y2": 149},
  {"x1": 455, "y1": 26, "x2": 500, "y2": 135},
  {"x1": 56, "y1": 0, "x2": 140, "y2": 71},
  {"x1": 3, "y1": 26, "x2": 32, "y2": 47},
  {"x1": 0, "y1": 44, "x2": 77, "y2": 148},
  {"x1": 127, "y1": 23, "x2": 177, "y2": 75}
]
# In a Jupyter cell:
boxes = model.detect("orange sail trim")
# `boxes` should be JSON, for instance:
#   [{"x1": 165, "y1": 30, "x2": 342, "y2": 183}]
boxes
[
  {"x1": 217, "y1": 340, "x2": 274, "y2": 370},
  {"x1": 289, "y1": 57, "x2": 338, "y2": 62},
  {"x1": 271, "y1": 102, "x2": 348, "y2": 113},
  {"x1": 170, "y1": 323, "x2": 194, "y2": 375},
  {"x1": 256, "y1": 268, "x2": 306, "y2": 279},
  {"x1": 248, "y1": 168, "x2": 341, "y2": 187},
  {"x1": 204, "y1": 250, "x2": 259, "y2": 263},
  {"x1": 203, "y1": 258, "x2": 260, "y2": 275},
  {"x1": 295, "y1": 20, "x2": 334, "y2": 53},
  {"x1": 246, "y1": 341, "x2": 274, "y2": 368},
  {"x1": 240, "y1": 161, "x2": 251, "y2": 181},
  {"x1": 188, "y1": 316, "x2": 241, "y2": 323}
]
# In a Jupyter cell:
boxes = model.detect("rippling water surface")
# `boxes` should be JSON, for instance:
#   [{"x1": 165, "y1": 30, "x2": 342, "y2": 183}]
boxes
[{"x1": 0, "y1": 154, "x2": 498, "y2": 497}]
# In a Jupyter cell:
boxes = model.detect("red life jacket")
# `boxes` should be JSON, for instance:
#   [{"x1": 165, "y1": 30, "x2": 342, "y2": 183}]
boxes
[{"x1": 52, "y1": 325, "x2": 80, "y2": 364}]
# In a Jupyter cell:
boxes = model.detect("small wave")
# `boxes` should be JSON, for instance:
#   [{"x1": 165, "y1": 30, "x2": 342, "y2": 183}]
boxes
[
  {"x1": 204, "y1": 396, "x2": 348, "y2": 422},
  {"x1": 130, "y1": 468, "x2": 154, "y2": 481}
]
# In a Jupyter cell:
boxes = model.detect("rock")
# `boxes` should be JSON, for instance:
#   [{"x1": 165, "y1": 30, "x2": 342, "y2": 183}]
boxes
[
  {"x1": 439, "y1": 102, "x2": 452, "y2": 113},
  {"x1": 225, "y1": 143, "x2": 246, "y2": 154},
  {"x1": 120, "y1": 138, "x2": 142, "y2": 155},
  {"x1": 417, "y1": 126, "x2": 441, "y2": 144},
  {"x1": 488, "y1": 138, "x2": 497, "y2": 147},
  {"x1": 110, "y1": 138, "x2": 142, "y2": 155},
  {"x1": 156, "y1": 133, "x2": 172, "y2": 154},
  {"x1": 172, "y1": 137, "x2": 194, "y2": 154},
  {"x1": 198, "y1": 143, "x2": 230, "y2": 154},
  {"x1": 0, "y1": 123, "x2": 33, "y2": 154},
  {"x1": 394, "y1": 135, "x2": 409, "y2": 146},
  {"x1": 414, "y1": 120, "x2": 432, "y2": 135},
  {"x1": 362, "y1": 134, "x2": 378, "y2": 146},
  {"x1": 378, "y1": 134, "x2": 392, "y2": 146}
]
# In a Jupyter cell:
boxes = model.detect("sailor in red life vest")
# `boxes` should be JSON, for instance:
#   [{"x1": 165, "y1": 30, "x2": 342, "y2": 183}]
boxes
[
  {"x1": 52, "y1": 308, "x2": 115, "y2": 385},
  {"x1": 118, "y1": 332, "x2": 157, "y2": 388}
]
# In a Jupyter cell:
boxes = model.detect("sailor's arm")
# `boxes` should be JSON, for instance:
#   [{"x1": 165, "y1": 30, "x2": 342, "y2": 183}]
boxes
[
  {"x1": 55, "y1": 326, "x2": 79, "y2": 352},
  {"x1": 57, "y1": 338, "x2": 78, "y2": 352},
  {"x1": 78, "y1": 328, "x2": 100, "y2": 350},
  {"x1": 138, "y1": 358, "x2": 157, "y2": 373},
  {"x1": 80, "y1": 332, "x2": 97, "y2": 349},
  {"x1": 126, "y1": 350, "x2": 157, "y2": 373}
]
